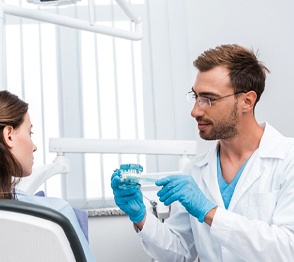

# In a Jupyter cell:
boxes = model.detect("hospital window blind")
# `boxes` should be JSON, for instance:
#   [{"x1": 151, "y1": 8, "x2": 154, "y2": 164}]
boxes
[{"x1": 3, "y1": 0, "x2": 146, "y2": 209}]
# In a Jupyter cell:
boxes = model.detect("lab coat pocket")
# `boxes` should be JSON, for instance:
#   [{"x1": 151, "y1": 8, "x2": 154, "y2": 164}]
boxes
[{"x1": 248, "y1": 190, "x2": 279, "y2": 223}]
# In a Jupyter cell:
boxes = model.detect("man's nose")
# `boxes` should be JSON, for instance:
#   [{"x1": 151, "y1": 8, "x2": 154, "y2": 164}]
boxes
[{"x1": 191, "y1": 101, "x2": 205, "y2": 118}]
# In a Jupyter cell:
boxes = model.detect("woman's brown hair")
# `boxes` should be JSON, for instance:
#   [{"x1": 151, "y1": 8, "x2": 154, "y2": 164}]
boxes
[{"x1": 0, "y1": 90, "x2": 28, "y2": 199}]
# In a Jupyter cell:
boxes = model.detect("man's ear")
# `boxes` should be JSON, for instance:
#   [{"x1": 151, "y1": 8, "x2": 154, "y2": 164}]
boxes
[
  {"x1": 3, "y1": 126, "x2": 14, "y2": 148},
  {"x1": 242, "y1": 91, "x2": 257, "y2": 112}
]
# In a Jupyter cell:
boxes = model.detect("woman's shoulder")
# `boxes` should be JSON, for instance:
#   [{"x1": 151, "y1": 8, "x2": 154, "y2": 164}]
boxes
[{"x1": 16, "y1": 190, "x2": 72, "y2": 212}]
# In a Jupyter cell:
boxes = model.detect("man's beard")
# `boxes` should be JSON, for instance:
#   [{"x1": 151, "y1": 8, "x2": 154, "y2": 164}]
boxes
[{"x1": 198, "y1": 102, "x2": 238, "y2": 141}]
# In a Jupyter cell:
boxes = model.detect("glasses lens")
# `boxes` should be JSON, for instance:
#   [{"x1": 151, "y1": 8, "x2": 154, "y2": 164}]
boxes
[{"x1": 198, "y1": 97, "x2": 211, "y2": 108}]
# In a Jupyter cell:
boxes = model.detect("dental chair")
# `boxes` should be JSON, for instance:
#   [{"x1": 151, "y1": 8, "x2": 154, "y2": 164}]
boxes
[
  {"x1": 1, "y1": 155, "x2": 85, "y2": 262},
  {"x1": 0, "y1": 199, "x2": 86, "y2": 262}
]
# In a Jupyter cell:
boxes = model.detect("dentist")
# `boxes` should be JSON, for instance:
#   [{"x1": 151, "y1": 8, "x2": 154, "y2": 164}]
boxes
[{"x1": 111, "y1": 44, "x2": 294, "y2": 261}]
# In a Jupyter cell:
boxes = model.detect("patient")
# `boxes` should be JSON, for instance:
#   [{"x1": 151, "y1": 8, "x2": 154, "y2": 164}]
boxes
[{"x1": 0, "y1": 90, "x2": 95, "y2": 261}]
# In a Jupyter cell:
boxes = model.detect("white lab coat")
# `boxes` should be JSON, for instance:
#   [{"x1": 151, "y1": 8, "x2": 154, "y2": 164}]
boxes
[{"x1": 137, "y1": 122, "x2": 294, "y2": 262}]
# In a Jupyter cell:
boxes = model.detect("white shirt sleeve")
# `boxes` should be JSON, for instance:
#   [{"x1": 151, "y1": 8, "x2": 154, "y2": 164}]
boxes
[
  {"x1": 137, "y1": 206, "x2": 197, "y2": 262},
  {"x1": 210, "y1": 207, "x2": 294, "y2": 261}
]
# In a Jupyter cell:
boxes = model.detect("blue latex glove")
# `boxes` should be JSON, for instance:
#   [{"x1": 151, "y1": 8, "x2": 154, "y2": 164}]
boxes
[
  {"x1": 156, "y1": 175, "x2": 216, "y2": 223},
  {"x1": 111, "y1": 169, "x2": 146, "y2": 223}
]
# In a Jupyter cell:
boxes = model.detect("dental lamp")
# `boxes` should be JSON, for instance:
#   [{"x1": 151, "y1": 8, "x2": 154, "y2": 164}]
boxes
[{"x1": 27, "y1": 0, "x2": 80, "y2": 6}]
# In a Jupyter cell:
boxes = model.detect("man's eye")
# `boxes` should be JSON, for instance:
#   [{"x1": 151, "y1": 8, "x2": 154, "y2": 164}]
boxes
[
  {"x1": 202, "y1": 97, "x2": 210, "y2": 101},
  {"x1": 208, "y1": 98, "x2": 217, "y2": 102}
]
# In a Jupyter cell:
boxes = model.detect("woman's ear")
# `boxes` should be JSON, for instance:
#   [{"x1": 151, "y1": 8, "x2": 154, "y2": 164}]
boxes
[
  {"x1": 242, "y1": 91, "x2": 257, "y2": 112},
  {"x1": 3, "y1": 126, "x2": 14, "y2": 148}
]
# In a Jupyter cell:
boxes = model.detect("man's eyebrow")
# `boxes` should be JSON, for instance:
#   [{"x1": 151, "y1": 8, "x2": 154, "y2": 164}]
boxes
[
  {"x1": 195, "y1": 90, "x2": 220, "y2": 98},
  {"x1": 192, "y1": 87, "x2": 221, "y2": 97}
]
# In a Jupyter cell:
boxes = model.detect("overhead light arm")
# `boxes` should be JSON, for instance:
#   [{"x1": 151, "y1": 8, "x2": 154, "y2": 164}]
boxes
[{"x1": 0, "y1": 2, "x2": 142, "y2": 40}]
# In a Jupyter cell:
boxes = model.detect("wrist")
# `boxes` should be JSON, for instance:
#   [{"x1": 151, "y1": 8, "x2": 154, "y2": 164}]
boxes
[
  {"x1": 133, "y1": 213, "x2": 146, "y2": 232},
  {"x1": 204, "y1": 206, "x2": 217, "y2": 226}
]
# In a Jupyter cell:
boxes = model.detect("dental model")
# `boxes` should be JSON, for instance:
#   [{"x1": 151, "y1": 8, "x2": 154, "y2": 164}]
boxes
[{"x1": 119, "y1": 163, "x2": 156, "y2": 188}]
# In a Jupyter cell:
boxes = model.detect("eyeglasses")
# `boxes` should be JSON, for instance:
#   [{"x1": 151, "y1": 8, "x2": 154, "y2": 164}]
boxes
[{"x1": 186, "y1": 88, "x2": 245, "y2": 108}]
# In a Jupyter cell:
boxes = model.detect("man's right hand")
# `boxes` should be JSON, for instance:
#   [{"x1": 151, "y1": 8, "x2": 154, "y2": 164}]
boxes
[{"x1": 111, "y1": 170, "x2": 146, "y2": 224}]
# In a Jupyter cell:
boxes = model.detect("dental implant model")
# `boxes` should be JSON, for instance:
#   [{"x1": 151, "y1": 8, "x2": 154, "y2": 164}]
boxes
[{"x1": 118, "y1": 163, "x2": 156, "y2": 189}]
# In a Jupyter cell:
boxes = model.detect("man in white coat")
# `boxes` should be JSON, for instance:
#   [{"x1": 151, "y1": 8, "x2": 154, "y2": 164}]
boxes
[{"x1": 111, "y1": 44, "x2": 294, "y2": 261}]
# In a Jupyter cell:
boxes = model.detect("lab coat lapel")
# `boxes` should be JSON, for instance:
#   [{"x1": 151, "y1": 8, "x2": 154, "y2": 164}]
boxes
[
  {"x1": 229, "y1": 122, "x2": 285, "y2": 210},
  {"x1": 201, "y1": 148, "x2": 225, "y2": 208},
  {"x1": 228, "y1": 152, "x2": 264, "y2": 210}
]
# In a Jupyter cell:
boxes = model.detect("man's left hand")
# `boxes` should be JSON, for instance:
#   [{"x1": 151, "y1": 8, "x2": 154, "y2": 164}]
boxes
[{"x1": 156, "y1": 175, "x2": 216, "y2": 223}]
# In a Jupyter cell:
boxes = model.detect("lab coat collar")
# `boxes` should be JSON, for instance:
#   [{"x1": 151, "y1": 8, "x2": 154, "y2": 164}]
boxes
[{"x1": 258, "y1": 122, "x2": 289, "y2": 159}]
